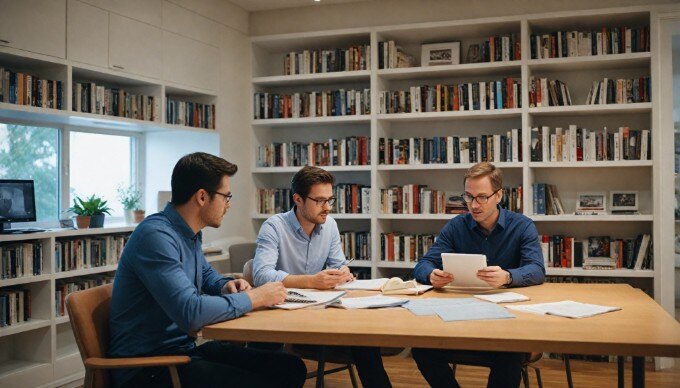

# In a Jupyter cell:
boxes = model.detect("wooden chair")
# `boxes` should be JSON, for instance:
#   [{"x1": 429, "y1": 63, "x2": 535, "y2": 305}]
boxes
[{"x1": 66, "y1": 283, "x2": 190, "y2": 388}]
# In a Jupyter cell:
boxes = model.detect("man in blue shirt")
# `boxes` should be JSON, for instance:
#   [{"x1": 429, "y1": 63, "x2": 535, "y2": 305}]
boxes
[
  {"x1": 109, "y1": 152, "x2": 306, "y2": 388},
  {"x1": 412, "y1": 162, "x2": 545, "y2": 388},
  {"x1": 253, "y1": 166, "x2": 393, "y2": 387}
]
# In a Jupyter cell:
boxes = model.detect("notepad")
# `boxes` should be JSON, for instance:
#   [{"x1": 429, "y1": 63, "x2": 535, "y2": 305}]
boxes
[
  {"x1": 274, "y1": 289, "x2": 346, "y2": 310},
  {"x1": 506, "y1": 300, "x2": 621, "y2": 319},
  {"x1": 474, "y1": 292, "x2": 530, "y2": 303},
  {"x1": 333, "y1": 295, "x2": 408, "y2": 309}
]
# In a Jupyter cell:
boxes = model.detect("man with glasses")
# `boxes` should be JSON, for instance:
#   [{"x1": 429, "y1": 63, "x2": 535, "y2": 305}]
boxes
[
  {"x1": 109, "y1": 152, "x2": 306, "y2": 388},
  {"x1": 253, "y1": 165, "x2": 392, "y2": 387},
  {"x1": 411, "y1": 161, "x2": 545, "y2": 388}
]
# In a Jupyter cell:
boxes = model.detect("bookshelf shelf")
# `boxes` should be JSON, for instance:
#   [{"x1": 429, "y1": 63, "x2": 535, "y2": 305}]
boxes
[
  {"x1": 377, "y1": 61, "x2": 521, "y2": 80},
  {"x1": 530, "y1": 214, "x2": 653, "y2": 222},
  {"x1": 529, "y1": 161, "x2": 653, "y2": 168},
  {"x1": 377, "y1": 214, "x2": 457, "y2": 220},
  {"x1": 252, "y1": 213, "x2": 370, "y2": 220},
  {"x1": 0, "y1": 319, "x2": 51, "y2": 339},
  {"x1": 348, "y1": 261, "x2": 373, "y2": 268},
  {"x1": 0, "y1": 274, "x2": 51, "y2": 288},
  {"x1": 0, "y1": 360, "x2": 51, "y2": 379},
  {"x1": 253, "y1": 166, "x2": 371, "y2": 173},
  {"x1": 54, "y1": 316, "x2": 70, "y2": 325},
  {"x1": 377, "y1": 108, "x2": 522, "y2": 122},
  {"x1": 377, "y1": 261, "x2": 416, "y2": 269},
  {"x1": 252, "y1": 70, "x2": 371, "y2": 87},
  {"x1": 528, "y1": 103, "x2": 652, "y2": 116},
  {"x1": 378, "y1": 162, "x2": 524, "y2": 171},
  {"x1": 53, "y1": 265, "x2": 118, "y2": 280},
  {"x1": 545, "y1": 268, "x2": 654, "y2": 278},
  {"x1": 252, "y1": 115, "x2": 371, "y2": 127},
  {"x1": 527, "y1": 52, "x2": 651, "y2": 72}
]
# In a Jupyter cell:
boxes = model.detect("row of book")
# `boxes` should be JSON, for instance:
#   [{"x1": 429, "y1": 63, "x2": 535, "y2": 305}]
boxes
[
  {"x1": 539, "y1": 233, "x2": 652, "y2": 270},
  {"x1": 340, "y1": 231, "x2": 371, "y2": 261},
  {"x1": 256, "y1": 188, "x2": 292, "y2": 215},
  {"x1": 586, "y1": 77, "x2": 651, "y2": 105},
  {"x1": 166, "y1": 99, "x2": 216, "y2": 129},
  {"x1": 378, "y1": 79, "x2": 521, "y2": 114},
  {"x1": 0, "y1": 67, "x2": 63, "y2": 109},
  {"x1": 72, "y1": 82, "x2": 161, "y2": 122},
  {"x1": 256, "y1": 185, "x2": 371, "y2": 214},
  {"x1": 377, "y1": 41, "x2": 414, "y2": 69},
  {"x1": 283, "y1": 45, "x2": 370, "y2": 75},
  {"x1": 0, "y1": 288, "x2": 31, "y2": 327},
  {"x1": 530, "y1": 126, "x2": 651, "y2": 162},
  {"x1": 379, "y1": 131, "x2": 522, "y2": 165},
  {"x1": 528, "y1": 77, "x2": 572, "y2": 107},
  {"x1": 532, "y1": 184, "x2": 565, "y2": 215},
  {"x1": 530, "y1": 26, "x2": 650, "y2": 59},
  {"x1": 1, "y1": 242, "x2": 43, "y2": 280},
  {"x1": 476, "y1": 34, "x2": 522, "y2": 63},
  {"x1": 54, "y1": 235, "x2": 129, "y2": 273},
  {"x1": 380, "y1": 233, "x2": 436, "y2": 262},
  {"x1": 253, "y1": 89, "x2": 371, "y2": 119},
  {"x1": 55, "y1": 275, "x2": 114, "y2": 317},
  {"x1": 256, "y1": 137, "x2": 370, "y2": 167}
]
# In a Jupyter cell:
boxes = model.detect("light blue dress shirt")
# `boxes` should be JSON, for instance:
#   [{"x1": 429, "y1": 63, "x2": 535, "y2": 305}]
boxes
[{"x1": 253, "y1": 207, "x2": 347, "y2": 286}]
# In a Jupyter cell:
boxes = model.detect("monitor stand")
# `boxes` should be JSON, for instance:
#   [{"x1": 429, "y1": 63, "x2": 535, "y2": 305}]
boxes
[{"x1": 0, "y1": 222, "x2": 45, "y2": 234}]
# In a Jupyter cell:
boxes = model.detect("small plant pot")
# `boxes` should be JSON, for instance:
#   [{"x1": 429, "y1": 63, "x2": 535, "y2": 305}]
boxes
[
  {"x1": 124, "y1": 209, "x2": 135, "y2": 224},
  {"x1": 133, "y1": 210, "x2": 146, "y2": 223},
  {"x1": 89, "y1": 214, "x2": 105, "y2": 228},
  {"x1": 75, "y1": 216, "x2": 91, "y2": 229}
]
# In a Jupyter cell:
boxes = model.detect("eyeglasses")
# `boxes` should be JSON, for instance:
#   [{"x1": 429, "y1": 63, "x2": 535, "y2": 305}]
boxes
[
  {"x1": 462, "y1": 189, "x2": 501, "y2": 205},
  {"x1": 305, "y1": 196, "x2": 336, "y2": 207},
  {"x1": 213, "y1": 191, "x2": 233, "y2": 204}
]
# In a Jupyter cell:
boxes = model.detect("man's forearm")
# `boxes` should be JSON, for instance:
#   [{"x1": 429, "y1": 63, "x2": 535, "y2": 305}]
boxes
[{"x1": 282, "y1": 274, "x2": 314, "y2": 289}]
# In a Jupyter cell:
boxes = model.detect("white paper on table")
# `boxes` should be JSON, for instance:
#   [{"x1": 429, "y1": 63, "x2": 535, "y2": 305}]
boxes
[
  {"x1": 336, "y1": 278, "x2": 389, "y2": 290},
  {"x1": 473, "y1": 292, "x2": 530, "y2": 303},
  {"x1": 506, "y1": 300, "x2": 621, "y2": 319},
  {"x1": 333, "y1": 295, "x2": 408, "y2": 309}
]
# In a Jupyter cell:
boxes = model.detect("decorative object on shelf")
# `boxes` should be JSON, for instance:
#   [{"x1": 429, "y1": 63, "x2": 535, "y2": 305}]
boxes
[
  {"x1": 67, "y1": 194, "x2": 111, "y2": 228},
  {"x1": 610, "y1": 191, "x2": 639, "y2": 214},
  {"x1": 59, "y1": 218, "x2": 76, "y2": 230},
  {"x1": 117, "y1": 184, "x2": 143, "y2": 224},
  {"x1": 421, "y1": 42, "x2": 460, "y2": 66},
  {"x1": 133, "y1": 209, "x2": 146, "y2": 223},
  {"x1": 466, "y1": 44, "x2": 483, "y2": 63},
  {"x1": 575, "y1": 192, "x2": 607, "y2": 215}
]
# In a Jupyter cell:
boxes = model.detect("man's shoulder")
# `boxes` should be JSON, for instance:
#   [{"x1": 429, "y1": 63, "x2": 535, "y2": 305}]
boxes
[
  {"x1": 131, "y1": 212, "x2": 178, "y2": 240},
  {"x1": 503, "y1": 208, "x2": 533, "y2": 226}
]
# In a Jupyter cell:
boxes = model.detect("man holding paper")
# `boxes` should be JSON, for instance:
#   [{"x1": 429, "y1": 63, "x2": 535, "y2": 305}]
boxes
[
  {"x1": 412, "y1": 162, "x2": 545, "y2": 388},
  {"x1": 253, "y1": 166, "x2": 392, "y2": 388}
]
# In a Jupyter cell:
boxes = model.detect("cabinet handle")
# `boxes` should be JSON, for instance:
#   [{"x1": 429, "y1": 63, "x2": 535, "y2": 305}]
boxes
[
  {"x1": 111, "y1": 64, "x2": 125, "y2": 70},
  {"x1": 0, "y1": 39, "x2": 9, "y2": 44}
]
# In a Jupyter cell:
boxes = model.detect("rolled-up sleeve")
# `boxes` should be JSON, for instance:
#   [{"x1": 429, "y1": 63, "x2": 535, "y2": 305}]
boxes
[
  {"x1": 507, "y1": 222, "x2": 545, "y2": 287},
  {"x1": 133, "y1": 230, "x2": 252, "y2": 333},
  {"x1": 253, "y1": 220, "x2": 289, "y2": 286}
]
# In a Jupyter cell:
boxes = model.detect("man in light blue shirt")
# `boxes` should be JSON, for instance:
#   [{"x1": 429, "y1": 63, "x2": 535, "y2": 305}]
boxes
[
  {"x1": 253, "y1": 166, "x2": 392, "y2": 388},
  {"x1": 109, "y1": 152, "x2": 306, "y2": 388}
]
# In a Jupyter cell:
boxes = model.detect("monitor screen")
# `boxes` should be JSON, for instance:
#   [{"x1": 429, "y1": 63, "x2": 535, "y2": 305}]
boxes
[{"x1": 0, "y1": 180, "x2": 37, "y2": 223}]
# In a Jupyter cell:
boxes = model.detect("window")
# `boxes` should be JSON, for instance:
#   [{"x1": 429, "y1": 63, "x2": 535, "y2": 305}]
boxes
[
  {"x1": 0, "y1": 123, "x2": 60, "y2": 221},
  {"x1": 69, "y1": 131, "x2": 136, "y2": 218}
]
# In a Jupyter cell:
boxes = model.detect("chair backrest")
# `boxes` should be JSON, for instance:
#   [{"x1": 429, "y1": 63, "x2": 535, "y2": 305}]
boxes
[
  {"x1": 66, "y1": 283, "x2": 114, "y2": 388},
  {"x1": 228, "y1": 243, "x2": 257, "y2": 274},
  {"x1": 243, "y1": 259, "x2": 254, "y2": 285}
]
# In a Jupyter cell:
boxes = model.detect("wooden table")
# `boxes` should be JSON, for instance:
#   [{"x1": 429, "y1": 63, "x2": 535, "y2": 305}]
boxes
[{"x1": 203, "y1": 283, "x2": 680, "y2": 388}]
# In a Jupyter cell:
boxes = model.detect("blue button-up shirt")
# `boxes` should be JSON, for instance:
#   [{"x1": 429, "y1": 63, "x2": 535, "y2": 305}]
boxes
[
  {"x1": 109, "y1": 203, "x2": 252, "y2": 386},
  {"x1": 253, "y1": 207, "x2": 347, "y2": 286},
  {"x1": 414, "y1": 207, "x2": 545, "y2": 287}
]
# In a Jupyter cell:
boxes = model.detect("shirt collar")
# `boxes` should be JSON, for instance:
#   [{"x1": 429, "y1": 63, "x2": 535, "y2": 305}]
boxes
[
  {"x1": 163, "y1": 203, "x2": 202, "y2": 241},
  {"x1": 285, "y1": 206, "x2": 323, "y2": 235},
  {"x1": 466, "y1": 205, "x2": 506, "y2": 233}
]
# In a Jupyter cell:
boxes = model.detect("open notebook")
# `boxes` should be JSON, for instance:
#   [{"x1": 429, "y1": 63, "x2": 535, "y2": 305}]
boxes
[
  {"x1": 273, "y1": 289, "x2": 346, "y2": 310},
  {"x1": 380, "y1": 277, "x2": 433, "y2": 295}
]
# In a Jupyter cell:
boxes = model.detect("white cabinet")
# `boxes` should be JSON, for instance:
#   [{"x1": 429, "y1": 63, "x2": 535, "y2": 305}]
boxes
[
  {"x1": 79, "y1": 0, "x2": 162, "y2": 26},
  {"x1": 0, "y1": 0, "x2": 66, "y2": 58},
  {"x1": 67, "y1": 0, "x2": 109, "y2": 68},
  {"x1": 163, "y1": 31, "x2": 219, "y2": 91},
  {"x1": 109, "y1": 14, "x2": 162, "y2": 79}
]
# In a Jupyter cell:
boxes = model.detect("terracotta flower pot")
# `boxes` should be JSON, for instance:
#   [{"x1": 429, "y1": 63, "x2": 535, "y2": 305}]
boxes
[
  {"x1": 75, "y1": 216, "x2": 91, "y2": 229},
  {"x1": 133, "y1": 210, "x2": 146, "y2": 223}
]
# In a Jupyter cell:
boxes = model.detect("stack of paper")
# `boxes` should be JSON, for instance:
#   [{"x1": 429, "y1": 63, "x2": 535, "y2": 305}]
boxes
[
  {"x1": 274, "y1": 289, "x2": 346, "y2": 310},
  {"x1": 333, "y1": 295, "x2": 408, "y2": 309},
  {"x1": 336, "y1": 278, "x2": 389, "y2": 290},
  {"x1": 403, "y1": 298, "x2": 515, "y2": 321},
  {"x1": 473, "y1": 292, "x2": 530, "y2": 303},
  {"x1": 506, "y1": 300, "x2": 621, "y2": 318}
]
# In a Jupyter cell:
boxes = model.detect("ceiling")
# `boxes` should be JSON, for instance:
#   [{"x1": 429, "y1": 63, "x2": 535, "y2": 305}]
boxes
[{"x1": 228, "y1": 0, "x2": 374, "y2": 12}]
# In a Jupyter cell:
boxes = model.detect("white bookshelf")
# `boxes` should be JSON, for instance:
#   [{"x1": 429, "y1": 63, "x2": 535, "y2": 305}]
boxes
[
  {"x1": 249, "y1": 7, "x2": 662, "y2": 293},
  {"x1": 0, "y1": 226, "x2": 135, "y2": 387}
]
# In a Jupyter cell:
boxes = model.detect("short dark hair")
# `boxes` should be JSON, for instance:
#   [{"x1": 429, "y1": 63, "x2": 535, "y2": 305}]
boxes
[
  {"x1": 291, "y1": 166, "x2": 334, "y2": 199},
  {"x1": 171, "y1": 152, "x2": 237, "y2": 205}
]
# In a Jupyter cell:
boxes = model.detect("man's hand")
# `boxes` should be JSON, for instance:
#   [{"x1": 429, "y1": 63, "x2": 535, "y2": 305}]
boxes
[
  {"x1": 245, "y1": 282, "x2": 287, "y2": 309},
  {"x1": 477, "y1": 266, "x2": 509, "y2": 289},
  {"x1": 222, "y1": 279, "x2": 251, "y2": 294},
  {"x1": 310, "y1": 269, "x2": 354, "y2": 289},
  {"x1": 429, "y1": 269, "x2": 454, "y2": 288}
]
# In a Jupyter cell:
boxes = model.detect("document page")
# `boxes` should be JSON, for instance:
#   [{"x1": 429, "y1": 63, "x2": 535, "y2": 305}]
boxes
[
  {"x1": 334, "y1": 295, "x2": 408, "y2": 309},
  {"x1": 506, "y1": 300, "x2": 621, "y2": 318}
]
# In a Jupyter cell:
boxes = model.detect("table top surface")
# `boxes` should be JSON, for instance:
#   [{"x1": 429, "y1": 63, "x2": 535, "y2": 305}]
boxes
[{"x1": 203, "y1": 283, "x2": 680, "y2": 357}]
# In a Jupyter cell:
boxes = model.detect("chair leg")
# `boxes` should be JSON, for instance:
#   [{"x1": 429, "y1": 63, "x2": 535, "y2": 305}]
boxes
[
  {"x1": 316, "y1": 346, "x2": 326, "y2": 388},
  {"x1": 348, "y1": 363, "x2": 359, "y2": 388},
  {"x1": 84, "y1": 369, "x2": 94, "y2": 388},
  {"x1": 522, "y1": 366, "x2": 530, "y2": 388},
  {"x1": 563, "y1": 354, "x2": 574, "y2": 388},
  {"x1": 534, "y1": 367, "x2": 543, "y2": 388},
  {"x1": 168, "y1": 365, "x2": 182, "y2": 388}
]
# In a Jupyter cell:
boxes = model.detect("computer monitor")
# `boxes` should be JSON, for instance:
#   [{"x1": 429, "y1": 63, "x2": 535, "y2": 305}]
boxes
[{"x1": 0, "y1": 179, "x2": 38, "y2": 233}]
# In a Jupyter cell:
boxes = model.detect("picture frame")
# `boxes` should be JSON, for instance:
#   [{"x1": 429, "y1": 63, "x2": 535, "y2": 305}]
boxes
[
  {"x1": 466, "y1": 43, "x2": 482, "y2": 63},
  {"x1": 610, "y1": 191, "x2": 639, "y2": 212},
  {"x1": 59, "y1": 218, "x2": 75, "y2": 229},
  {"x1": 421, "y1": 42, "x2": 460, "y2": 67},
  {"x1": 575, "y1": 192, "x2": 607, "y2": 215}
]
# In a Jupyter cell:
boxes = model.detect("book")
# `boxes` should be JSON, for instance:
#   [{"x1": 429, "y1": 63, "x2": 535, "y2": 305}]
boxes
[
  {"x1": 380, "y1": 277, "x2": 433, "y2": 295},
  {"x1": 274, "y1": 289, "x2": 346, "y2": 310}
]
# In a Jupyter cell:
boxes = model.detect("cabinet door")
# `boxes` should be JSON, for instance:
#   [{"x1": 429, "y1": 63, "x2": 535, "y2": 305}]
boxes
[
  {"x1": 0, "y1": 0, "x2": 66, "y2": 58},
  {"x1": 109, "y1": 14, "x2": 162, "y2": 79},
  {"x1": 67, "y1": 0, "x2": 108, "y2": 68},
  {"x1": 163, "y1": 31, "x2": 219, "y2": 91}
]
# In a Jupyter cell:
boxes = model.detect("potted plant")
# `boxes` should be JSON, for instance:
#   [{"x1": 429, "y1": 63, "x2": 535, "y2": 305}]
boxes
[
  {"x1": 117, "y1": 185, "x2": 142, "y2": 224},
  {"x1": 68, "y1": 195, "x2": 111, "y2": 229}
]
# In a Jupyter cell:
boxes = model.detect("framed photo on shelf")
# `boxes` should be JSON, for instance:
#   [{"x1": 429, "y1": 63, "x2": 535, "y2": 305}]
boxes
[
  {"x1": 610, "y1": 191, "x2": 639, "y2": 213},
  {"x1": 421, "y1": 42, "x2": 460, "y2": 66},
  {"x1": 575, "y1": 192, "x2": 607, "y2": 215}
]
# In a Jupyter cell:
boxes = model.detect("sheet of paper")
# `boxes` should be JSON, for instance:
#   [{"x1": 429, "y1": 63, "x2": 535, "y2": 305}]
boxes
[
  {"x1": 336, "y1": 278, "x2": 389, "y2": 290},
  {"x1": 473, "y1": 292, "x2": 530, "y2": 303},
  {"x1": 403, "y1": 298, "x2": 479, "y2": 316},
  {"x1": 441, "y1": 253, "x2": 492, "y2": 289},
  {"x1": 436, "y1": 301, "x2": 516, "y2": 322},
  {"x1": 334, "y1": 295, "x2": 408, "y2": 309},
  {"x1": 273, "y1": 289, "x2": 346, "y2": 310},
  {"x1": 506, "y1": 300, "x2": 621, "y2": 319}
]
